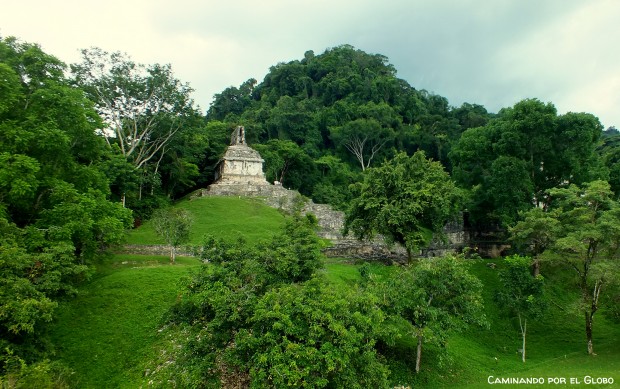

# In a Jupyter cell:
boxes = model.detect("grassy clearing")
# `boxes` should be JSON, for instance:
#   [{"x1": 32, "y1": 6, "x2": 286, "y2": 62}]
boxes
[
  {"x1": 50, "y1": 254, "x2": 620, "y2": 388},
  {"x1": 49, "y1": 255, "x2": 201, "y2": 388},
  {"x1": 321, "y1": 257, "x2": 620, "y2": 388},
  {"x1": 51, "y1": 196, "x2": 620, "y2": 387},
  {"x1": 126, "y1": 196, "x2": 285, "y2": 246}
]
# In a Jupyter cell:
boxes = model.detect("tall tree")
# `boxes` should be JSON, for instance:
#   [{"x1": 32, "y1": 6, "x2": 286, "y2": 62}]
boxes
[
  {"x1": 547, "y1": 181, "x2": 620, "y2": 355},
  {"x1": 345, "y1": 151, "x2": 461, "y2": 262},
  {"x1": 384, "y1": 255, "x2": 487, "y2": 373},
  {"x1": 514, "y1": 181, "x2": 620, "y2": 355},
  {"x1": 71, "y1": 48, "x2": 198, "y2": 172},
  {"x1": 496, "y1": 255, "x2": 546, "y2": 362}
]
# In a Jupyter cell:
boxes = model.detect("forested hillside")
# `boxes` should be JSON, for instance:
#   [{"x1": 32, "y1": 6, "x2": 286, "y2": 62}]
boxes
[
  {"x1": 205, "y1": 45, "x2": 491, "y2": 209},
  {"x1": 203, "y1": 44, "x2": 617, "y2": 232},
  {"x1": 2, "y1": 35, "x2": 620, "y2": 387}
]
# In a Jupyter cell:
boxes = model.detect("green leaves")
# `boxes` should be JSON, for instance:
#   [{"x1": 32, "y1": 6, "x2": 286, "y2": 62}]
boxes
[
  {"x1": 152, "y1": 207, "x2": 192, "y2": 263},
  {"x1": 345, "y1": 151, "x2": 460, "y2": 261},
  {"x1": 168, "y1": 215, "x2": 394, "y2": 387},
  {"x1": 450, "y1": 98, "x2": 605, "y2": 228},
  {"x1": 511, "y1": 180, "x2": 620, "y2": 354},
  {"x1": 0, "y1": 63, "x2": 21, "y2": 115},
  {"x1": 0, "y1": 153, "x2": 40, "y2": 207},
  {"x1": 243, "y1": 278, "x2": 389, "y2": 388},
  {"x1": 378, "y1": 255, "x2": 487, "y2": 372},
  {"x1": 0, "y1": 38, "x2": 137, "y2": 369},
  {"x1": 72, "y1": 47, "x2": 198, "y2": 174},
  {"x1": 38, "y1": 184, "x2": 132, "y2": 261},
  {"x1": 496, "y1": 255, "x2": 546, "y2": 321}
]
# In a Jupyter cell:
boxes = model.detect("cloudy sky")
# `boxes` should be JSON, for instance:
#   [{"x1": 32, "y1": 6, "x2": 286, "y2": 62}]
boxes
[{"x1": 2, "y1": 0, "x2": 619, "y2": 128}]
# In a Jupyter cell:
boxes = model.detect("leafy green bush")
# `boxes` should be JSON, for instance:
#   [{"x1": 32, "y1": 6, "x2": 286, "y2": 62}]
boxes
[
  {"x1": 166, "y1": 214, "x2": 392, "y2": 387},
  {"x1": 0, "y1": 354, "x2": 75, "y2": 389},
  {"x1": 237, "y1": 278, "x2": 390, "y2": 388}
]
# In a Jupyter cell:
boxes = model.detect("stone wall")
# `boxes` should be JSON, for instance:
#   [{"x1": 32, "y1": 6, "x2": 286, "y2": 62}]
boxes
[
  {"x1": 322, "y1": 239, "x2": 408, "y2": 263},
  {"x1": 191, "y1": 184, "x2": 471, "y2": 262},
  {"x1": 119, "y1": 244, "x2": 194, "y2": 257}
]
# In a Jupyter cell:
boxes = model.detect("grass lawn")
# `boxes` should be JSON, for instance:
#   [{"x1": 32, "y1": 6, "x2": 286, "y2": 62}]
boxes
[
  {"x1": 126, "y1": 196, "x2": 286, "y2": 246},
  {"x1": 51, "y1": 193, "x2": 620, "y2": 388},
  {"x1": 323, "y1": 257, "x2": 620, "y2": 388},
  {"x1": 49, "y1": 254, "x2": 201, "y2": 388},
  {"x1": 50, "y1": 255, "x2": 620, "y2": 388}
]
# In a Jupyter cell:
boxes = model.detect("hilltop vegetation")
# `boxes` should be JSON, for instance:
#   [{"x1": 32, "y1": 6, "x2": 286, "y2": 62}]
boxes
[{"x1": 2, "y1": 33, "x2": 620, "y2": 387}]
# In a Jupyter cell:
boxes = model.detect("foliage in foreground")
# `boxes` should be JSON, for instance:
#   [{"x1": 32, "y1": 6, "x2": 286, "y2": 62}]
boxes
[
  {"x1": 159, "y1": 212, "x2": 488, "y2": 388},
  {"x1": 0, "y1": 37, "x2": 133, "y2": 377},
  {"x1": 0, "y1": 355, "x2": 75, "y2": 389},
  {"x1": 238, "y1": 279, "x2": 390, "y2": 388},
  {"x1": 162, "y1": 215, "x2": 391, "y2": 388}
]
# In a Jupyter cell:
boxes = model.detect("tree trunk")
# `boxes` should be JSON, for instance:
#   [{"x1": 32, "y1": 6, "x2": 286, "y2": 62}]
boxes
[
  {"x1": 170, "y1": 245, "x2": 176, "y2": 264},
  {"x1": 406, "y1": 247, "x2": 413, "y2": 264},
  {"x1": 519, "y1": 314, "x2": 527, "y2": 363},
  {"x1": 584, "y1": 277, "x2": 601, "y2": 356},
  {"x1": 531, "y1": 257, "x2": 540, "y2": 277},
  {"x1": 585, "y1": 311, "x2": 594, "y2": 355},
  {"x1": 415, "y1": 335, "x2": 423, "y2": 373}
]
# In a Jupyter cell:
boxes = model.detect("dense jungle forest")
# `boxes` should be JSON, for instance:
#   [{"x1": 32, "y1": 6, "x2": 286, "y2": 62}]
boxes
[{"x1": 1, "y1": 36, "x2": 620, "y2": 387}]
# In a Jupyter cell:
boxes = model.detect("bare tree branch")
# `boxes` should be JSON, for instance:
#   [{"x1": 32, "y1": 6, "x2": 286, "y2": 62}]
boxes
[{"x1": 72, "y1": 48, "x2": 194, "y2": 170}]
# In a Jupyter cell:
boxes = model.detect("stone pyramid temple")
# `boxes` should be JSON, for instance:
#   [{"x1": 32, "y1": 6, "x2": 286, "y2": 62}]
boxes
[{"x1": 207, "y1": 126, "x2": 272, "y2": 195}]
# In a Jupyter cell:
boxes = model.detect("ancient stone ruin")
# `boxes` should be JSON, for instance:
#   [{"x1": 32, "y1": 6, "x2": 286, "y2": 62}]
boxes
[
  {"x1": 208, "y1": 126, "x2": 271, "y2": 194},
  {"x1": 197, "y1": 126, "x2": 351, "y2": 240},
  {"x1": 196, "y1": 126, "x2": 474, "y2": 261}
]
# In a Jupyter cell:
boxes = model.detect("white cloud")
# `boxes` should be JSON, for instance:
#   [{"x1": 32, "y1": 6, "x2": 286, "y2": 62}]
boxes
[
  {"x1": 1, "y1": 0, "x2": 618, "y2": 126},
  {"x1": 490, "y1": 0, "x2": 620, "y2": 126}
]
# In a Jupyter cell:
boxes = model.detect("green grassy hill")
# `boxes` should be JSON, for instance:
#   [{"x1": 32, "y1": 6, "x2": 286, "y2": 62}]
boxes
[
  {"x1": 49, "y1": 255, "x2": 202, "y2": 388},
  {"x1": 125, "y1": 196, "x2": 286, "y2": 245},
  {"x1": 49, "y1": 197, "x2": 620, "y2": 388}
]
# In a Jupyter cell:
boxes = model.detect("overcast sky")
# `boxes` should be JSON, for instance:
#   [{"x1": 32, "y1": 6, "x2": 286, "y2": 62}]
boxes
[{"x1": 2, "y1": 0, "x2": 619, "y2": 128}]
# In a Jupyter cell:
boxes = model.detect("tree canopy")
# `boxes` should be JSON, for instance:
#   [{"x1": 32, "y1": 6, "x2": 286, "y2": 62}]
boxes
[
  {"x1": 71, "y1": 48, "x2": 208, "y2": 212},
  {"x1": 511, "y1": 180, "x2": 620, "y2": 355},
  {"x1": 450, "y1": 99, "x2": 605, "y2": 228},
  {"x1": 0, "y1": 37, "x2": 132, "y2": 370},
  {"x1": 345, "y1": 151, "x2": 461, "y2": 262}
]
